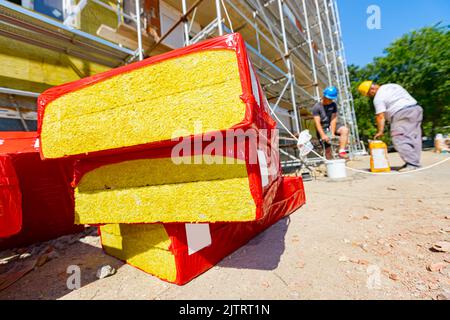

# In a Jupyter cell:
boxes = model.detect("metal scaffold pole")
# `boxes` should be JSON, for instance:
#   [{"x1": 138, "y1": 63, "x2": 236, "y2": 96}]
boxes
[
  {"x1": 322, "y1": 0, "x2": 347, "y2": 130},
  {"x1": 301, "y1": 0, "x2": 320, "y2": 100},
  {"x1": 215, "y1": 0, "x2": 224, "y2": 35},
  {"x1": 134, "y1": 0, "x2": 143, "y2": 60},
  {"x1": 331, "y1": 0, "x2": 363, "y2": 153},
  {"x1": 314, "y1": 0, "x2": 332, "y2": 86},
  {"x1": 277, "y1": 0, "x2": 301, "y2": 134},
  {"x1": 182, "y1": 0, "x2": 190, "y2": 46},
  {"x1": 328, "y1": 0, "x2": 355, "y2": 153}
]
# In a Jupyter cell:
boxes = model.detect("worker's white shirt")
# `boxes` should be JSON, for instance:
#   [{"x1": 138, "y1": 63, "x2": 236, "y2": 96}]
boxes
[{"x1": 374, "y1": 84, "x2": 417, "y2": 121}]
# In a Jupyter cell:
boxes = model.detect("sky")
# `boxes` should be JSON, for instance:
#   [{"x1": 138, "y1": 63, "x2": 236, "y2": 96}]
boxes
[{"x1": 338, "y1": 0, "x2": 450, "y2": 66}]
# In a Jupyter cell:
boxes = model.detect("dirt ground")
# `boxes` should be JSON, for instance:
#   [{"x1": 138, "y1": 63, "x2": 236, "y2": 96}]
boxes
[{"x1": 0, "y1": 151, "x2": 449, "y2": 300}]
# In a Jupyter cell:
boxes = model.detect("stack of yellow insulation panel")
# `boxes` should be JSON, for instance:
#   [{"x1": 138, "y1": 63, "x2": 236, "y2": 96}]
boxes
[{"x1": 36, "y1": 34, "x2": 303, "y2": 285}]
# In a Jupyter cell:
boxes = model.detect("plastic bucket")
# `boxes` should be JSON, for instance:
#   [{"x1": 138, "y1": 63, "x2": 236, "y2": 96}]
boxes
[{"x1": 326, "y1": 159, "x2": 347, "y2": 179}]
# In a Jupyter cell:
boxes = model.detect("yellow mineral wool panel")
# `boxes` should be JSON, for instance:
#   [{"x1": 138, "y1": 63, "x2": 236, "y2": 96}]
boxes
[
  {"x1": 100, "y1": 224, "x2": 177, "y2": 283},
  {"x1": 99, "y1": 224, "x2": 172, "y2": 250},
  {"x1": 39, "y1": 41, "x2": 249, "y2": 159},
  {"x1": 75, "y1": 156, "x2": 256, "y2": 224},
  {"x1": 38, "y1": 33, "x2": 262, "y2": 160}
]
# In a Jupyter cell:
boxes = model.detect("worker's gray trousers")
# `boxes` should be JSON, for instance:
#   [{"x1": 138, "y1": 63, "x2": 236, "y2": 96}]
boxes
[{"x1": 390, "y1": 105, "x2": 423, "y2": 167}]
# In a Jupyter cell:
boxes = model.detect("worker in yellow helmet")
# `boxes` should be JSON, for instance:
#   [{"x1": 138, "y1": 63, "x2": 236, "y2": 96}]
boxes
[{"x1": 358, "y1": 81, "x2": 423, "y2": 172}]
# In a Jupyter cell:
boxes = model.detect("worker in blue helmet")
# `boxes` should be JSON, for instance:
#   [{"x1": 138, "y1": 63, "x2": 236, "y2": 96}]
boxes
[{"x1": 311, "y1": 86, "x2": 350, "y2": 159}]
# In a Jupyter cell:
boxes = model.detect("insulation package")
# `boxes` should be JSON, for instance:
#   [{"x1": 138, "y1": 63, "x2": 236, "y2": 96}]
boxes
[
  {"x1": 0, "y1": 132, "x2": 83, "y2": 250},
  {"x1": 72, "y1": 128, "x2": 281, "y2": 224},
  {"x1": 0, "y1": 155, "x2": 22, "y2": 238},
  {"x1": 37, "y1": 33, "x2": 277, "y2": 160},
  {"x1": 99, "y1": 176, "x2": 306, "y2": 285}
]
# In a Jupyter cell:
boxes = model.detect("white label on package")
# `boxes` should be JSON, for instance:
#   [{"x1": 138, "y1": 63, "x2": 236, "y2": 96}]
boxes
[
  {"x1": 257, "y1": 149, "x2": 269, "y2": 187},
  {"x1": 372, "y1": 148, "x2": 389, "y2": 169},
  {"x1": 185, "y1": 223, "x2": 212, "y2": 255}
]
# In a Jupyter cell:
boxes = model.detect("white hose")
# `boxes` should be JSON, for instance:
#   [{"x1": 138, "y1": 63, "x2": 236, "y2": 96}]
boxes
[
  {"x1": 345, "y1": 157, "x2": 450, "y2": 175},
  {"x1": 268, "y1": 105, "x2": 450, "y2": 176}
]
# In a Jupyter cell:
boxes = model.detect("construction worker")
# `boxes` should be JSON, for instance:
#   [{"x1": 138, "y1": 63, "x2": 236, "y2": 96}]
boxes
[
  {"x1": 358, "y1": 81, "x2": 423, "y2": 172},
  {"x1": 312, "y1": 86, "x2": 350, "y2": 159}
]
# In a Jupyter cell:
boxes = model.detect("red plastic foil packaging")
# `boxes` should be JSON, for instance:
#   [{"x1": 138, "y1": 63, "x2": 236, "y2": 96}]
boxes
[
  {"x1": 0, "y1": 155, "x2": 22, "y2": 238},
  {"x1": 0, "y1": 132, "x2": 83, "y2": 249}
]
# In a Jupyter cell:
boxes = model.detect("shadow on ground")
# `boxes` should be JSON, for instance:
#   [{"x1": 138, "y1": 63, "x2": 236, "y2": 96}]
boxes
[
  {"x1": 218, "y1": 217, "x2": 290, "y2": 271},
  {"x1": 0, "y1": 231, "x2": 123, "y2": 300}
]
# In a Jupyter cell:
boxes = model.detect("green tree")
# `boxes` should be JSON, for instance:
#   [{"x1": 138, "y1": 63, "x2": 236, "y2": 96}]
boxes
[{"x1": 350, "y1": 24, "x2": 450, "y2": 144}]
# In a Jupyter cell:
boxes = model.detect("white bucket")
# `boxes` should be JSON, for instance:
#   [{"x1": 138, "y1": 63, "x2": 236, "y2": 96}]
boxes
[{"x1": 326, "y1": 159, "x2": 347, "y2": 179}]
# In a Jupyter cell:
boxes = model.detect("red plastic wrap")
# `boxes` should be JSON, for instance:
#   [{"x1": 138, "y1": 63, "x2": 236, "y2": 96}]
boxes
[
  {"x1": 0, "y1": 155, "x2": 22, "y2": 238},
  {"x1": 0, "y1": 132, "x2": 38, "y2": 153},
  {"x1": 0, "y1": 132, "x2": 83, "y2": 249},
  {"x1": 99, "y1": 176, "x2": 306, "y2": 285},
  {"x1": 37, "y1": 33, "x2": 277, "y2": 160}
]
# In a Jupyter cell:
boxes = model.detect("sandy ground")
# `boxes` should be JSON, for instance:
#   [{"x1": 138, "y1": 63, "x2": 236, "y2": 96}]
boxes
[{"x1": 0, "y1": 151, "x2": 449, "y2": 300}]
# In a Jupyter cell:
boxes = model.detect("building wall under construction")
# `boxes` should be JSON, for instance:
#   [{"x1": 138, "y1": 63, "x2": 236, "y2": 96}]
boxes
[{"x1": 0, "y1": 1, "x2": 116, "y2": 95}]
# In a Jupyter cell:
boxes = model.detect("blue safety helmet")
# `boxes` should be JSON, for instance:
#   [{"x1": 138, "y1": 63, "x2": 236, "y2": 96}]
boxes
[{"x1": 323, "y1": 86, "x2": 338, "y2": 100}]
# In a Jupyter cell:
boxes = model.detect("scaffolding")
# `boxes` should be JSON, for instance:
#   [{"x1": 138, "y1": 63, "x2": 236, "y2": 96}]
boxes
[{"x1": 0, "y1": 0, "x2": 365, "y2": 164}]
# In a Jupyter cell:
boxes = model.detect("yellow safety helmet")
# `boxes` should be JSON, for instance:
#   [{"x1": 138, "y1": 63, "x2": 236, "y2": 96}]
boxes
[{"x1": 358, "y1": 81, "x2": 373, "y2": 96}]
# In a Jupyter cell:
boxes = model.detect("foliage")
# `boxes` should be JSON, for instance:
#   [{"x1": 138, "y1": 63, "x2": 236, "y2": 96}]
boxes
[{"x1": 349, "y1": 24, "x2": 450, "y2": 145}]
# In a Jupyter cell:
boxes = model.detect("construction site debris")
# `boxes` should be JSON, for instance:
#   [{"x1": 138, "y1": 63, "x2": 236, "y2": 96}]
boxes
[
  {"x1": 79, "y1": 236, "x2": 100, "y2": 246},
  {"x1": 368, "y1": 206, "x2": 385, "y2": 211},
  {"x1": 435, "y1": 292, "x2": 450, "y2": 300},
  {"x1": 96, "y1": 265, "x2": 116, "y2": 279},
  {"x1": 431, "y1": 241, "x2": 450, "y2": 253},
  {"x1": 389, "y1": 273, "x2": 400, "y2": 281},
  {"x1": 349, "y1": 258, "x2": 369, "y2": 265},
  {"x1": 426, "y1": 262, "x2": 447, "y2": 272},
  {"x1": 358, "y1": 243, "x2": 369, "y2": 252},
  {"x1": 0, "y1": 245, "x2": 56, "y2": 292},
  {"x1": 0, "y1": 254, "x2": 19, "y2": 265},
  {"x1": 414, "y1": 281, "x2": 428, "y2": 292},
  {"x1": 19, "y1": 253, "x2": 31, "y2": 259},
  {"x1": 0, "y1": 257, "x2": 37, "y2": 292}
]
